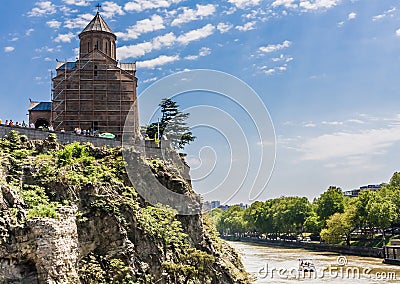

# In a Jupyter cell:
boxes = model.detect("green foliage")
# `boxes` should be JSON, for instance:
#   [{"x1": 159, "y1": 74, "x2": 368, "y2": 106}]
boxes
[
  {"x1": 79, "y1": 253, "x2": 136, "y2": 284},
  {"x1": 304, "y1": 212, "x2": 322, "y2": 234},
  {"x1": 321, "y1": 205, "x2": 356, "y2": 245},
  {"x1": 314, "y1": 186, "x2": 344, "y2": 226},
  {"x1": 137, "y1": 205, "x2": 188, "y2": 257},
  {"x1": 6, "y1": 130, "x2": 22, "y2": 150},
  {"x1": 47, "y1": 133, "x2": 58, "y2": 143},
  {"x1": 20, "y1": 135, "x2": 28, "y2": 144},
  {"x1": 366, "y1": 193, "x2": 397, "y2": 233},
  {"x1": 162, "y1": 248, "x2": 214, "y2": 283},
  {"x1": 21, "y1": 185, "x2": 59, "y2": 219},
  {"x1": 57, "y1": 142, "x2": 93, "y2": 166},
  {"x1": 26, "y1": 202, "x2": 59, "y2": 219},
  {"x1": 214, "y1": 197, "x2": 312, "y2": 237},
  {"x1": 144, "y1": 98, "x2": 196, "y2": 150},
  {"x1": 218, "y1": 206, "x2": 247, "y2": 235}
]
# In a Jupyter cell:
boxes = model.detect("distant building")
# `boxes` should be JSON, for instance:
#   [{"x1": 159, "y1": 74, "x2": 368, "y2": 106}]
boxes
[
  {"x1": 211, "y1": 200, "x2": 221, "y2": 209},
  {"x1": 237, "y1": 203, "x2": 249, "y2": 210},
  {"x1": 343, "y1": 184, "x2": 383, "y2": 198},
  {"x1": 218, "y1": 205, "x2": 230, "y2": 211}
]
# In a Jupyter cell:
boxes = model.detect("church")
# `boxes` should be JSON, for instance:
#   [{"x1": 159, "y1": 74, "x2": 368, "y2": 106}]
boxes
[{"x1": 29, "y1": 10, "x2": 140, "y2": 140}]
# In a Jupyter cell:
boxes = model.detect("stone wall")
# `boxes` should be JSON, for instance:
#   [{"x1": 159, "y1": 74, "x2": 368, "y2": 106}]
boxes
[{"x1": 0, "y1": 125, "x2": 120, "y2": 147}]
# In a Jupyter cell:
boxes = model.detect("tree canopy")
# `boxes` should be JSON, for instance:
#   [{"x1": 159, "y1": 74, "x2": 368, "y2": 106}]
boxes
[
  {"x1": 209, "y1": 174, "x2": 400, "y2": 247},
  {"x1": 145, "y1": 98, "x2": 195, "y2": 150}
]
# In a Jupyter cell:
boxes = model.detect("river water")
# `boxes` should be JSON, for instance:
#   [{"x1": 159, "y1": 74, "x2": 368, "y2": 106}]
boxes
[{"x1": 227, "y1": 241, "x2": 400, "y2": 283}]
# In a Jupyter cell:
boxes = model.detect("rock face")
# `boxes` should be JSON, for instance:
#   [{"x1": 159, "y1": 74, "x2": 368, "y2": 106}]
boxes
[
  {"x1": 1, "y1": 185, "x2": 79, "y2": 283},
  {"x1": 0, "y1": 133, "x2": 249, "y2": 284}
]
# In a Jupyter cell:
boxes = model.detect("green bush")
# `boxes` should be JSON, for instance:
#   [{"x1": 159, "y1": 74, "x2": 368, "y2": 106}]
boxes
[
  {"x1": 21, "y1": 185, "x2": 59, "y2": 219},
  {"x1": 47, "y1": 133, "x2": 58, "y2": 143}
]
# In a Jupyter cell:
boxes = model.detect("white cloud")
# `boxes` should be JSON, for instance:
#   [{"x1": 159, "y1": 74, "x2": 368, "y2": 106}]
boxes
[
  {"x1": 272, "y1": 0, "x2": 340, "y2": 11},
  {"x1": 199, "y1": 47, "x2": 211, "y2": 56},
  {"x1": 259, "y1": 40, "x2": 291, "y2": 53},
  {"x1": 152, "y1": 32, "x2": 177, "y2": 49},
  {"x1": 299, "y1": 0, "x2": 341, "y2": 11},
  {"x1": 137, "y1": 55, "x2": 180, "y2": 69},
  {"x1": 116, "y1": 15, "x2": 165, "y2": 40},
  {"x1": 322, "y1": 121, "x2": 343, "y2": 126},
  {"x1": 177, "y1": 24, "x2": 215, "y2": 45},
  {"x1": 263, "y1": 68, "x2": 276, "y2": 75},
  {"x1": 259, "y1": 63, "x2": 289, "y2": 75},
  {"x1": 184, "y1": 55, "x2": 198, "y2": 60},
  {"x1": 118, "y1": 25, "x2": 214, "y2": 60},
  {"x1": 124, "y1": 0, "x2": 183, "y2": 12},
  {"x1": 10, "y1": 37, "x2": 19, "y2": 42},
  {"x1": 217, "y1": 22, "x2": 233, "y2": 33},
  {"x1": 185, "y1": 47, "x2": 211, "y2": 60},
  {"x1": 60, "y1": 5, "x2": 78, "y2": 15},
  {"x1": 35, "y1": 45, "x2": 61, "y2": 53},
  {"x1": 372, "y1": 7, "x2": 396, "y2": 21},
  {"x1": 347, "y1": 119, "x2": 364, "y2": 124},
  {"x1": 102, "y1": 1, "x2": 124, "y2": 18},
  {"x1": 271, "y1": 54, "x2": 293, "y2": 62},
  {"x1": 63, "y1": 0, "x2": 90, "y2": 6},
  {"x1": 300, "y1": 126, "x2": 400, "y2": 161},
  {"x1": 396, "y1": 28, "x2": 400, "y2": 37},
  {"x1": 304, "y1": 123, "x2": 316, "y2": 128},
  {"x1": 228, "y1": 0, "x2": 260, "y2": 9},
  {"x1": 28, "y1": 1, "x2": 57, "y2": 17},
  {"x1": 4, "y1": 46, "x2": 15, "y2": 53},
  {"x1": 142, "y1": 77, "x2": 158, "y2": 83},
  {"x1": 348, "y1": 12, "x2": 356, "y2": 20},
  {"x1": 64, "y1": 13, "x2": 94, "y2": 29},
  {"x1": 26, "y1": 28, "x2": 35, "y2": 36},
  {"x1": 54, "y1": 32, "x2": 75, "y2": 43},
  {"x1": 235, "y1": 21, "x2": 256, "y2": 31},
  {"x1": 272, "y1": 0, "x2": 298, "y2": 9},
  {"x1": 117, "y1": 33, "x2": 176, "y2": 59},
  {"x1": 171, "y1": 4, "x2": 216, "y2": 26},
  {"x1": 46, "y1": 19, "x2": 62, "y2": 29}
]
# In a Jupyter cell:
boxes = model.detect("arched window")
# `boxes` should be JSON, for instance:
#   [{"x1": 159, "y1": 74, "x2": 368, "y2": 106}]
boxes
[
  {"x1": 94, "y1": 65, "x2": 98, "y2": 76},
  {"x1": 87, "y1": 42, "x2": 91, "y2": 52}
]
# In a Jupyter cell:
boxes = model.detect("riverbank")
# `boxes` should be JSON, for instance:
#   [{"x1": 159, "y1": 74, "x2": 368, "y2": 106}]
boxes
[{"x1": 223, "y1": 236, "x2": 383, "y2": 258}]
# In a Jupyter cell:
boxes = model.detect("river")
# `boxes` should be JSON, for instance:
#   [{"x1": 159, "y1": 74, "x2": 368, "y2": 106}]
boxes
[{"x1": 228, "y1": 241, "x2": 400, "y2": 283}]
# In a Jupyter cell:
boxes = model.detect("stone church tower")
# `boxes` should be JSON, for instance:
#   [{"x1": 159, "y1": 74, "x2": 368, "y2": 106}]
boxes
[{"x1": 51, "y1": 11, "x2": 139, "y2": 140}]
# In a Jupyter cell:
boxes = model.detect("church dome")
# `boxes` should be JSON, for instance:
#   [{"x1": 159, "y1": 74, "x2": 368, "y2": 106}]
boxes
[
  {"x1": 78, "y1": 12, "x2": 117, "y2": 60},
  {"x1": 80, "y1": 12, "x2": 114, "y2": 35}
]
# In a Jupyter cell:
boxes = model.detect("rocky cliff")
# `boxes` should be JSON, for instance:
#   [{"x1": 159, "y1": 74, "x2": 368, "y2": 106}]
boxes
[{"x1": 0, "y1": 131, "x2": 249, "y2": 284}]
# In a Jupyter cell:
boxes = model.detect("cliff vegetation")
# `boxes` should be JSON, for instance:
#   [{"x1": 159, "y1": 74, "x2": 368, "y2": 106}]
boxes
[{"x1": 0, "y1": 130, "x2": 249, "y2": 284}]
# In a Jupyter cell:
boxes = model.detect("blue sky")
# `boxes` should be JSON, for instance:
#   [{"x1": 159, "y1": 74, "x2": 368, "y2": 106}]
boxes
[{"x1": 2, "y1": 0, "x2": 400, "y2": 204}]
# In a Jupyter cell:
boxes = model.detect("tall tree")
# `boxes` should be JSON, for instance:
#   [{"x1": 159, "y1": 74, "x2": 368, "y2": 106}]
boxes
[
  {"x1": 314, "y1": 186, "x2": 345, "y2": 227},
  {"x1": 366, "y1": 193, "x2": 398, "y2": 244},
  {"x1": 145, "y1": 98, "x2": 195, "y2": 149},
  {"x1": 320, "y1": 205, "x2": 356, "y2": 246}
]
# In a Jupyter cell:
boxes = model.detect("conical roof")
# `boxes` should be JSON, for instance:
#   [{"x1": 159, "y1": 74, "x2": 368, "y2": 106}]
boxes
[{"x1": 80, "y1": 12, "x2": 114, "y2": 34}]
